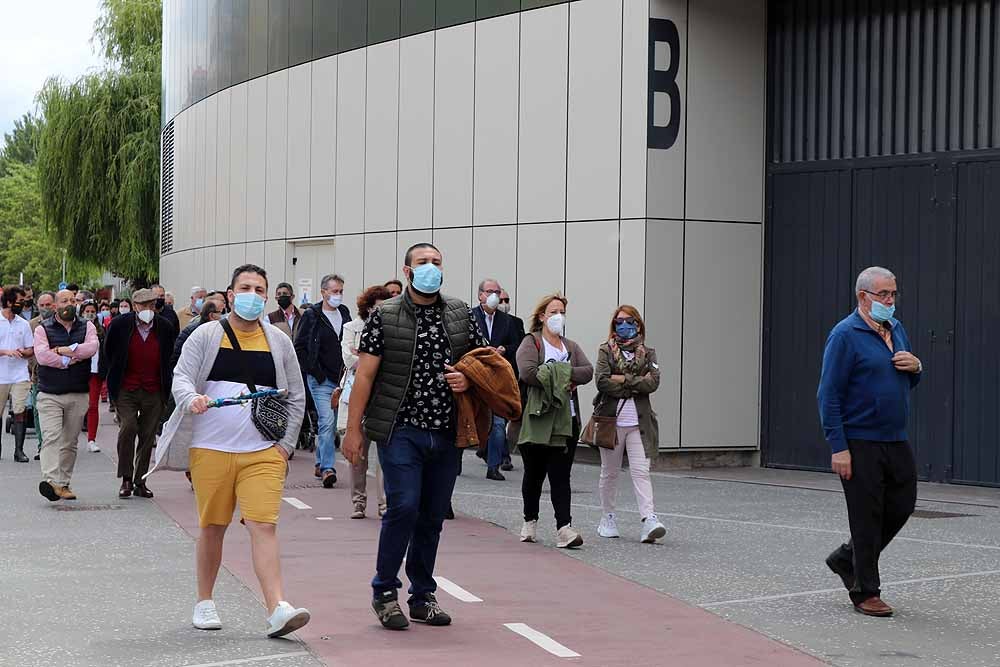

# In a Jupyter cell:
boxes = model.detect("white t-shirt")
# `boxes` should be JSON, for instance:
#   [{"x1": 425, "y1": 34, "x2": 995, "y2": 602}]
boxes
[
  {"x1": 543, "y1": 338, "x2": 575, "y2": 417},
  {"x1": 323, "y1": 308, "x2": 343, "y2": 337},
  {"x1": 0, "y1": 315, "x2": 34, "y2": 384}
]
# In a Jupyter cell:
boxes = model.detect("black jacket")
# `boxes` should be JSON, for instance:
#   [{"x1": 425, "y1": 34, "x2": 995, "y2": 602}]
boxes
[
  {"x1": 170, "y1": 318, "x2": 208, "y2": 370},
  {"x1": 472, "y1": 305, "x2": 525, "y2": 376},
  {"x1": 102, "y1": 312, "x2": 178, "y2": 401},
  {"x1": 295, "y1": 302, "x2": 352, "y2": 384}
]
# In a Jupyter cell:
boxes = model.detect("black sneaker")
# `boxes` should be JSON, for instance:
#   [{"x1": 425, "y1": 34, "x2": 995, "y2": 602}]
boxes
[
  {"x1": 409, "y1": 593, "x2": 452, "y2": 626},
  {"x1": 372, "y1": 591, "x2": 409, "y2": 630}
]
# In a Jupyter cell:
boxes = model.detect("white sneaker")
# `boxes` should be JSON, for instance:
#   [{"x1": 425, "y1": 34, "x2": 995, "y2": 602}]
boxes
[
  {"x1": 555, "y1": 524, "x2": 583, "y2": 549},
  {"x1": 597, "y1": 513, "x2": 620, "y2": 538},
  {"x1": 641, "y1": 514, "x2": 667, "y2": 543},
  {"x1": 192, "y1": 600, "x2": 222, "y2": 630},
  {"x1": 266, "y1": 601, "x2": 311, "y2": 638},
  {"x1": 520, "y1": 519, "x2": 537, "y2": 543},
  {"x1": 87, "y1": 440, "x2": 101, "y2": 453}
]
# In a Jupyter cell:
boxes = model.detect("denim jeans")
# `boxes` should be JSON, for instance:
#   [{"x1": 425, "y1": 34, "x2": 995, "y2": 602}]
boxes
[
  {"x1": 306, "y1": 376, "x2": 338, "y2": 472},
  {"x1": 486, "y1": 415, "x2": 508, "y2": 469},
  {"x1": 372, "y1": 425, "x2": 460, "y2": 604}
]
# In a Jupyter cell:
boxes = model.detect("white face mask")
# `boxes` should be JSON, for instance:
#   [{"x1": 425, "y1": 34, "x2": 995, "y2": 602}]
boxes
[
  {"x1": 497, "y1": 303, "x2": 511, "y2": 314},
  {"x1": 545, "y1": 313, "x2": 565, "y2": 336},
  {"x1": 326, "y1": 294, "x2": 343, "y2": 308},
  {"x1": 137, "y1": 309, "x2": 154, "y2": 324},
  {"x1": 485, "y1": 293, "x2": 500, "y2": 310},
  {"x1": 119, "y1": 305, "x2": 131, "y2": 314}
]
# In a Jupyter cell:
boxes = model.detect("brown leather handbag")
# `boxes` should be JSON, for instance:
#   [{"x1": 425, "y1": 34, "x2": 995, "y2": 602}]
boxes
[{"x1": 580, "y1": 396, "x2": 623, "y2": 449}]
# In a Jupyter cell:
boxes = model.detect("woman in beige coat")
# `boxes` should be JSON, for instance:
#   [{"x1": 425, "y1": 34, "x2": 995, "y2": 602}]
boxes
[{"x1": 592, "y1": 305, "x2": 666, "y2": 543}]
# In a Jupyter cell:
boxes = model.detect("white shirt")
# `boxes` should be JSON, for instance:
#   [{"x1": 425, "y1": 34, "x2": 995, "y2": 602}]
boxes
[
  {"x1": 543, "y1": 338, "x2": 575, "y2": 417},
  {"x1": 0, "y1": 314, "x2": 34, "y2": 384},
  {"x1": 323, "y1": 307, "x2": 343, "y2": 337},
  {"x1": 484, "y1": 311, "x2": 495, "y2": 339}
]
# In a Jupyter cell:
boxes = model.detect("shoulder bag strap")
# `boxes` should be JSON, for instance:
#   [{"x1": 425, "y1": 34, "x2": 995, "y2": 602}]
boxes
[{"x1": 220, "y1": 318, "x2": 259, "y2": 393}]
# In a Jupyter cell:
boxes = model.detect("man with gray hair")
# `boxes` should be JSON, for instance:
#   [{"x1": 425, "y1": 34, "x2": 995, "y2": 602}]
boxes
[
  {"x1": 817, "y1": 266, "x2": 922, "y2": 617},
  {"x1": 294, "y1": 273, "x2": 351, "y2": 488},
  {"x1": 178, "y1": 286, "x2": 207, "y2": 330}
]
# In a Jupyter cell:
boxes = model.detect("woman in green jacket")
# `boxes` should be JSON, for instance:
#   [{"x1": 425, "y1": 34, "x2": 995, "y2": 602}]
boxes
[
  {"x1": 516, "y1": 293, "x2": 593, "y2": 549},
  {"x1": 593, "y1": 305, "x2": 666, "y2": 544}
]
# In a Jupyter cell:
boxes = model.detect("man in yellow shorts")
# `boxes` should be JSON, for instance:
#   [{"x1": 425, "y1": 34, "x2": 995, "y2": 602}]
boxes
[{"x1": 150, "y1": 264, "x2": 310, "y2": 638}]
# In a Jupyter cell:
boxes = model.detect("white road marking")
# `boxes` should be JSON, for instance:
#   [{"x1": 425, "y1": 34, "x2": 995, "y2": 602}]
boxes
[
  {"x1": 179, "y1": 651, "x2": 311, "y2": 667},
  {"x1": 699, "y1": 568, "x2": 1000, "y2": 608},
  {"x1": 433, "y1": 576, "x2": 483, "y2": 602},
  {"x1": 282, "y1": 497, "x2": 312, "y2": 510},
  {"x1": 315, "y1": 516, "x2": 333, "y2": 521},
  {"x1": 450, "y1": 491, "x2": 1000, "y2": 552},
  {"x1": 504, "y1": 623, "x2": 581, "y2": 658}
]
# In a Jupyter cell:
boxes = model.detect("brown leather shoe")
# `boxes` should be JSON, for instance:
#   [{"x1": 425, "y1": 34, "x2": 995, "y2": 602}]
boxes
[
  {"x1": 854, "y1": 596, "x2": 893, "y2": 617},
  {"x1": 56, "y1": 486, "x2": 77, "y2": 500},
  {"x1": 119, "y1": 480, "x2": 134, "y2": 499},
  {"x1": 133, "y1": 484, "x2": 154, "y2": 499}
]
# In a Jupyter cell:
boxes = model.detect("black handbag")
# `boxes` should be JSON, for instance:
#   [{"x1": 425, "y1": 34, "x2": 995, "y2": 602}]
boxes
[{"x1": 220, "y1": 318, "x2": 289, "y2": 442}]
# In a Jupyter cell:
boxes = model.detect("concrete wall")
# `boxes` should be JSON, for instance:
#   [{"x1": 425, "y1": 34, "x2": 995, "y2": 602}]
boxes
[{"x1": 160, "y1": 0, "x2": 767, "y2": 452}]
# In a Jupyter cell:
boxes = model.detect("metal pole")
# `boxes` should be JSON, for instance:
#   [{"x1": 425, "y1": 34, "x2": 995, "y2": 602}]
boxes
[{"x1": 61, "y1": 249, "x2": 66, "y2": 283}]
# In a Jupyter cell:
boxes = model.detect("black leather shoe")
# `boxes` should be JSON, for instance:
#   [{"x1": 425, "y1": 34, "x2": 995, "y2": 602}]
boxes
[
  {"x1": 486, "y1": 467, "x2": 506, "y2": 481},
  {"x1": 119, "y1": 480, "x2": 134, "y2": 499},
  {"x1": 500, "y1": 460, "x2": 514, "y2": 471},
  {"x1": 133, "y1": 484, "x2": 154, "y2": 498},
  {"x1": 825, "y1": 550, "x2": 855, "y2": 591}
]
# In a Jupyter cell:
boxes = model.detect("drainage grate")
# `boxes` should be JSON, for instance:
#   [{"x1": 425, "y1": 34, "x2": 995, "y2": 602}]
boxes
[
  {"x1": 911, "y1": 508, "x2": 978, "y2": 519},
  {"x1": 54, "y1": 504, "x2": 125, "y2": 512}
]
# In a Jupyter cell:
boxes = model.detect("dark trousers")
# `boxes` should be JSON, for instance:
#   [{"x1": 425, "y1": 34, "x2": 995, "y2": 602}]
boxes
[
  {"x1": 521, "y1": 441, "x2": 577, "y2": 529},
  {"x1": 373, "y1": 425, "x2": 459, "y2": 604},
  {"x1": 830, "y1": 439, "x2": 917, "y2": 603},
  {"x1": 116, "y1": 389, "x2": 164, "y2": 484}
]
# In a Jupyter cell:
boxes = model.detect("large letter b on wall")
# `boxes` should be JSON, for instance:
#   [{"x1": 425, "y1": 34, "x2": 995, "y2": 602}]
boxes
[{"x1": 648, "y1": 18, "x2": 681, "y2": 150}]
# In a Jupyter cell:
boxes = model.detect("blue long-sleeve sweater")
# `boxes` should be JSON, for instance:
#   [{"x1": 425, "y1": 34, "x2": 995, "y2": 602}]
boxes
[{"x1": 816, "y1": 310, "x2": 921, "y2": 453}]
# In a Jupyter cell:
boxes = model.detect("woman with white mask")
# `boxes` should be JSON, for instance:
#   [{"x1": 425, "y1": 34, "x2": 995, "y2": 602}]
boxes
[{"x1": 515, "y1": 294, "x2": 593, "y2": 549}]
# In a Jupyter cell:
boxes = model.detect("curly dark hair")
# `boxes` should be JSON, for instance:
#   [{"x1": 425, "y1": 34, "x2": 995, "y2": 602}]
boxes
[{"x1": 357, "y1": 285, "x2": 392, "y2": 320}]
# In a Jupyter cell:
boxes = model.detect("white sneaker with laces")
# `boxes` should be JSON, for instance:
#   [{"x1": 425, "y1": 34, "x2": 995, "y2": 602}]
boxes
[
  {"x1": 641, "y1": 514, "x2": 667, "y2": 543},
  {"x1": 87, "y1": 440, "x2": 101, "y2": 453},
  {"x1": 556, "y1": 524, "x2": 583, "y2": 549},
  {"x1": 519, "y1": 520, "x2": 537, "y2": 543},
  {"x1": 266, "y1": 601, "x2": 311, "y2": 638},
  {"x1": 597, "y1": 513, "x2": 620, "y2": 538},
  {"x1": 192, "y1": 600, "x2": 222, "y2": 630}
]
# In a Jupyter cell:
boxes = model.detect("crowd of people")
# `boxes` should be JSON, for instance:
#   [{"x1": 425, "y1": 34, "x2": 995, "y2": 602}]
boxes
[{"x1": 0, "y1": 248, "x2": 922, "y2": 635}]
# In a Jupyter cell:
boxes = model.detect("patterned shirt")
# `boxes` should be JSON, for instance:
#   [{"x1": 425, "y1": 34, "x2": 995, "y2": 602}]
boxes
[{"x1": 359, "y1": 302, "x2": 487, "y2": 431}]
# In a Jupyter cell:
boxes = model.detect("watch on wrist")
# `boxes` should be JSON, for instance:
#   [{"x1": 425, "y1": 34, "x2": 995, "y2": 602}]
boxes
[{"x1": 916, "y1": 360, "x2": 923, "y2": 373}]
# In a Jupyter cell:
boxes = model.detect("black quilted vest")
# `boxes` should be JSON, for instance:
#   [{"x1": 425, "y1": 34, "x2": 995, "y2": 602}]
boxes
[
  {"x1": 37, "y1": 318, "x2": 91, "y2": 394},
  {"x1": 363, "y1": 291, "x2": 471, "y2": 443}
]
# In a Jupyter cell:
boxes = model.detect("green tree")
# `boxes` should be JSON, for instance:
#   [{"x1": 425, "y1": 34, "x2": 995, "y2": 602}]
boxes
[
  {"x1": 0, "y1": 113, "x2": 42, "y2": 176},
  {"x1": 36, "y1": 0, "x2": 161, "y2": 285},
  {"x1": 0, "y1": 162, "x2": 101, "y2": 290}
]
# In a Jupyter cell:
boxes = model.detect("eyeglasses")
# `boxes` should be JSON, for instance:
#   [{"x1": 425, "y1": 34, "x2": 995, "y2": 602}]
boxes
[
  {"x1": 481, "y1": 289, "x2": 501, "y2": 296},
  {"x1": 862, "y1": 290, "x2": 898, "y2": 301},
  {"x1": 614, "y1": 317, "x2": 637, "y2": 326},
  {"x1": 499, "y1": 298, "x2": 510, "y2": 304}
]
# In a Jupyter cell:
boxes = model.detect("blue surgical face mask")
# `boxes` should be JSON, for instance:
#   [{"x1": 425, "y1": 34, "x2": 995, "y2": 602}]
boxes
[
  {"x1": 409, "y1": 263, "x2": 443, "y2": 295},
  {"x1": 869, "y1": 298, "x2": 895, "y2": 323},
  {"x1": 194, "y1": 298, "x2": 204, "y2": 312},
  {"x1": 615, "y1": 321, "x2": 639, "y2": 340},
  {"x1": 233, "y1": 292, "x2": 266, "y2": 321}
]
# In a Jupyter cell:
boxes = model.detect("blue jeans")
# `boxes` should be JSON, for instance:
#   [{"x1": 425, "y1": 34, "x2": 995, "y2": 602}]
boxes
[
  {"x1": 372, "y1": 425, "x2": 460, "y2": 604},
  {"x1": 306, "y1": 376, "x2": 338, "y2": 472},
  {"x1": 486, "y1": 415, "x2": 507, "y2": 469}
]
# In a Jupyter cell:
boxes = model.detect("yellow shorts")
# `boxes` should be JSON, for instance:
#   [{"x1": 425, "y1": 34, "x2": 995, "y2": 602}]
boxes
[{"x1": 189, "y1": 447, "x2": 287, "y2": 528}]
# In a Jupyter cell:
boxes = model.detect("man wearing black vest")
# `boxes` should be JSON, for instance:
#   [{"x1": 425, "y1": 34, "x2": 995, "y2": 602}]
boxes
[
  {"x1": 104, "y1": 288, "x2": 178, "y2": 499},
  {"x1": 343, "y1": 243, "x2": 487, "y2": 631},
  {"x1": 33, "y1": 289, "x2": 99, "y2": 501},
  {"x1": 295, "y1": 274, "x2": 351, "y2": 488}
]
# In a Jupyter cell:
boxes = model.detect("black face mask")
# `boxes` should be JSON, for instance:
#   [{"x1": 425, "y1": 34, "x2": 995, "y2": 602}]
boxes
[
  {"x1": 23, "y1": 299, "x2": 33, "y2": 309},
  {"x1": 276, "y1": 295, "x2": 293, "y2": 309},
  {"x1": 155, "y1": 297, "x2": 166, "y2": 310},
  {"x1": 58, "y1": 305, "x2": 77, "y2": 322},
  {"x1": 10, "y1": 304, "x2": 23, "y2": 315}
]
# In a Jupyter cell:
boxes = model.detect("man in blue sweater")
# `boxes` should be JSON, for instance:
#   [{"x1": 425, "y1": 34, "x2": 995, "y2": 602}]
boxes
[{"x1": 817, "y1": 266, "x2": 922, "y2": 618}]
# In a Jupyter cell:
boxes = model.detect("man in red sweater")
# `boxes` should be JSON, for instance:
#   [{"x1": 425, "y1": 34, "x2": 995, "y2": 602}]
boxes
[{"x1": 103, "y1": 288, "x2": 178, "y2": 498}]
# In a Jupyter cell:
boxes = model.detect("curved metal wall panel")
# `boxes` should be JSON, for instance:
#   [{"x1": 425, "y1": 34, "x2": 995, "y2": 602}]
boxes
[{"x1": 162, "y1": 0, "x2": 577, "y2": 125}]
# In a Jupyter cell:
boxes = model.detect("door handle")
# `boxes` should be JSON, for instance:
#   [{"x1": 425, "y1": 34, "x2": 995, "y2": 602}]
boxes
[
  {"x1": 929, "y1": 329, "x2": 936, "y2": 343},
  {"x1": 946, "y1": 330, "x2": 954, "y2": 344}
]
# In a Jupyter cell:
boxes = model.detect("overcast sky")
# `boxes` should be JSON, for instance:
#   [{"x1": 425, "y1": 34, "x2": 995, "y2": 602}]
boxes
[{"x1": 0, "y1": 0, "x2": 105, "y2": 140}]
